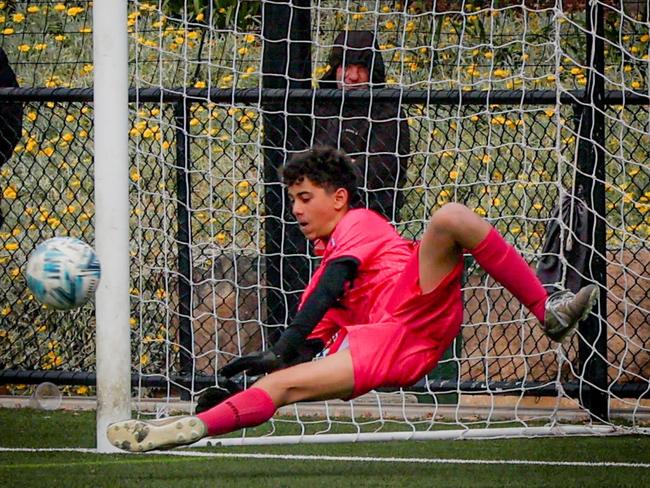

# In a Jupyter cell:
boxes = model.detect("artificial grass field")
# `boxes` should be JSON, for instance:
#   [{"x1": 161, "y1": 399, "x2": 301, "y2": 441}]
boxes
[{"x1": 1, "y1": 409, "x2": 649, "y2": 487}]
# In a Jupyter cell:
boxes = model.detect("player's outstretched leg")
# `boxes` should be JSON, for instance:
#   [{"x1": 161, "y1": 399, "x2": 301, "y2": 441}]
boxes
[
  {"x1": 420, "y1": 203, "x2": 597, "y2": 342},
  {"x1": 107, "y1": 349, "x2": 354, "y2": 452}
]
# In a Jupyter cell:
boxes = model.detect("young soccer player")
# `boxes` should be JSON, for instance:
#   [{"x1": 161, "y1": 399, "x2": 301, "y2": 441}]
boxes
[{"x1": 107, "y1": 146, "x2": 598, "y2": 452}]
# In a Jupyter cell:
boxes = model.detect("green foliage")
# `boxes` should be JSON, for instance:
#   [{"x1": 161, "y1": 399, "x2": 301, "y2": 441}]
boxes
[{"x1": 162, "y1": 0, "x2": 260, "y2": 31}]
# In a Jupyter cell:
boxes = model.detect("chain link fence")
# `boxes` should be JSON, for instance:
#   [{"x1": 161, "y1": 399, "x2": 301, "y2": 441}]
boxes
[{"x1": 0, "y1": 2, "x2": 647, "y2": 407}]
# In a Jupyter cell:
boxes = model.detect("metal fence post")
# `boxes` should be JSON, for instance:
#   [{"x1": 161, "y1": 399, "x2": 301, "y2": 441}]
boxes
[
  {"x1": 174, "y1": 101, "x2": 194, "y2": 395},
  {"x1": 575, "y1": 0, "x2": 609, "y2": 421},
  {"x1": 261, "y1": 0, "x2": 312, "y2": 335}
]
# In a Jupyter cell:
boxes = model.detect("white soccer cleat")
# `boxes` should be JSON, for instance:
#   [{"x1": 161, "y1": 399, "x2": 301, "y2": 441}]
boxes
[
  {"x1": 107, "y1": 415, "x2": 207, "y2": 453},
  {"x1": 543, "y1": 284, "x2": 598, "y2": 343}
]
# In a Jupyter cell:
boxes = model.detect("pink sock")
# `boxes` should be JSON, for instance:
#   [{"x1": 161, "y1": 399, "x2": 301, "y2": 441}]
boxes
[
  {"x1": 470, "y1": 227, "x2": 547, "y2": 322},
  {"x1": 197, "y1": 387, "x2": 276, "y2": 436}
]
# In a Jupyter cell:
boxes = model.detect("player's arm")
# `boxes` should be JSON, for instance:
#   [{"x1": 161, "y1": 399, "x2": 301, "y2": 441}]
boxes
[{"x1": 219, "y1": 257, "x2": 359, "y2": 378}]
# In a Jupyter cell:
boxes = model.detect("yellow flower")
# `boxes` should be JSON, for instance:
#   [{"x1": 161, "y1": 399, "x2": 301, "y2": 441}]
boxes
[
  {"x1": 27, "y1": 6, "x2": 40, "y2": 13},
  {"x1": 384, "y1": 20, "x2": 395, "y2": 30},
  {"x1": 140, "y1": 354, "x2": 149, "y2": 366},
  {"x1": 238, "y1": 47, "x2": 248, "y2": 56},
  {"x1": 244, "y1": 34, "x2": 255, "y2": 43},
  {"x1": 17, "y1": 44, "x2": 30, "y2": 52},
  {"x1": 79, "y1": 27, "x2": 91, "y2": 33},
  {"x1": 10, "y1": 267, "x2": 19, "y2": 277},
  {"x1": 82, "y1": 64, "x2": 93, "y2": 73},
  {"x1": 76, "y1": 386, "x2": 89, "y2": 395},
  {"x1": 4, "y1": 242, "x2": 18, "y2": 251},
  {"x1": 130, "y1": 170, "x2": 140, "y2": 182},
  {"x1": 194, "y1": 80, "x2": 206, "y2": 88},
  {"x1": 47, "y1": 217, "x2": 60, "y2": 228},
  {"x1": 494, "y1": 68, "x2": 509, "y2": 78},
  {"x1": 449, "y1": 170, "x2": 459, "y2": 179},
  {"x1": 237, "y1": 181, "x2": 250, "y2": 196},
  {"x1": 215, "y1": 232, "x2": 227, "y2": 244},
  {"x1": 54, "y1": 34, "x2": 66, "y2": 42},
  {"x1": 155, "y1": 288, "x2": 166, "y2": 299},
  {"x1": 195, "y1": 12, "x2": 204, "y2": 22},
  {"x1": 2, "y1": 27, "x2": 14, "y2": 35},
  {"x1": 12, "y1": 13, "x2": 25, "y2": 23},
  {"x1": 41, "y1": 147, "x2": 54, "y2": 157},
  {"x1": 3, "y1": 186, "x2": 16, "y2": 199},
  {"x1": 62, "y1": 132, "x2": 74, "y2": 143},
  {"x1": 67, "y1": 7, "x2": 84, "y2": 17},
  {"x1": 237, "y1": 204, "x2": 250, "y2": 215},
  {"x1": 34, "y1": 43, "x2": 47, "y2": 51},
  {"x1": 54, "y1": 3, "x2": 66, "y2": 12},
  {"x1": 1, "y1": 306, "x2": 10, "y2": 316}
]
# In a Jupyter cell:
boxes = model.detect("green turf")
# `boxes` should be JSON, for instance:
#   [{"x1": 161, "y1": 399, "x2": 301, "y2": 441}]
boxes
[{"x1": 0, "y1": 408, "x2": 648, "y2": 487}]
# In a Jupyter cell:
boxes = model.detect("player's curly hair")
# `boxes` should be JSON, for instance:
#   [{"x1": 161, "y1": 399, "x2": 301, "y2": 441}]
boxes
[{"x1": 281, "y1": 146, "x2": 362, "y2": 207}]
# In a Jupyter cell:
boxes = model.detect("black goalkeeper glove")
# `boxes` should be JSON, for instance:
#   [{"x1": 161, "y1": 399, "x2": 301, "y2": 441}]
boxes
[
  {"x1": 219, "y1": 350, "x2": 284, "y2": 378},
  {"x1": 194, "y1": 376, "x2": 243, "y2": 414}
]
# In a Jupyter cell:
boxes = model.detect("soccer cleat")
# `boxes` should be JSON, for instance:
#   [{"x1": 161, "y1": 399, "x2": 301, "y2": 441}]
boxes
[
  {"x1": 543, "y1": 284, "x2": 598, "y2": 343},
  {"x1": 107, "y1": 415, "x2": 207, "y2": 453}
]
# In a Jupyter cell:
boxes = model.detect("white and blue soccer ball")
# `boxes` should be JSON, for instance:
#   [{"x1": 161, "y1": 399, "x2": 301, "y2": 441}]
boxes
[{"x1": 25, "y1": 237, "x2": 101, "y2": 310}]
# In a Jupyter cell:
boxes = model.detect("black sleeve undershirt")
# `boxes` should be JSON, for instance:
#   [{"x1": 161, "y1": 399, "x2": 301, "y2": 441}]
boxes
[{"x1": 271, "y1": 256, "x2": 360, "y2": 362}]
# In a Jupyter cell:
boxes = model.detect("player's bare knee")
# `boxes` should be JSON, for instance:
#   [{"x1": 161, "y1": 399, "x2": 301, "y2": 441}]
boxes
[
  {"x1": 254, "y1": 372, "x2": 305, "y2": 406},
  {"x1": 429, "y1": 203, "x2": 470, "y2": 236}
]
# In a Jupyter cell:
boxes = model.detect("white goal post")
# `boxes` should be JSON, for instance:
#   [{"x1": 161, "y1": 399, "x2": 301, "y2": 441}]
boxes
[{"x1": 93, "y1": 0, "x2": 131, "y2": 452}]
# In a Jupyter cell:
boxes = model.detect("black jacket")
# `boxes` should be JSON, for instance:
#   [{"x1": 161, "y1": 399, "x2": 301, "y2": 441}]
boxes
[
  {"x1": 314, "y1": 31, "x2": 410, "y2": 221},
  {"x1": 0, "y1": 47, "x2": 22, "y2": 167}
]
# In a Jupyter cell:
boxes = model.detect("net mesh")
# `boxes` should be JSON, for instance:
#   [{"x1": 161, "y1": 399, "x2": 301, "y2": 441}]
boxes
[{"x1": 0, "y1": 0, "x2": 648, "y2": 433}]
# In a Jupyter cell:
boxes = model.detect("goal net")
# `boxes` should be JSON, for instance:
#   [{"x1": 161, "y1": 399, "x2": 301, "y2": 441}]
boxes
[
  {"x1": 2, "y1": 0, "x2": 647, "y2": 443},
  {"x1": 125, "y1": 0, "x2": 649, "y2": 441}
]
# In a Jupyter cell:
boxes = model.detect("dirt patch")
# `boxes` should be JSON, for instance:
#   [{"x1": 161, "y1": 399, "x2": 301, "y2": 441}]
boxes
[{"x1": 461, "y1": 248, "x2": 649, "y2": 385}]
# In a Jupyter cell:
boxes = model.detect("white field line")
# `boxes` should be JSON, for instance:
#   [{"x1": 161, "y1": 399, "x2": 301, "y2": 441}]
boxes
[{"x1": 1, "y1": 447, "x2": 649, "y2": 469}]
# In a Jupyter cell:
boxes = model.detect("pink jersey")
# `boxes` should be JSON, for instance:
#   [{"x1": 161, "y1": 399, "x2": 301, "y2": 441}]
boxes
[{"x1": 302, "y1": 208, "x2": 414, "y2": 344}]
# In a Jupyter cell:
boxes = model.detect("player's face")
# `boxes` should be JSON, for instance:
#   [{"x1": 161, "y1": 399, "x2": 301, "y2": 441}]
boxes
[
  {"x1": 336, "y1": 64, "x2": 370, "y2": 90},
  {"x1": 288, "y1": 178, "x2": 349, "y2": 241}
]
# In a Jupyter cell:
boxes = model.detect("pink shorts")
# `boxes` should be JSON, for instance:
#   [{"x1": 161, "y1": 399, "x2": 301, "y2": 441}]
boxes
[{"x1": 346, "y1": 246, "x2": 464, "y2": 399}]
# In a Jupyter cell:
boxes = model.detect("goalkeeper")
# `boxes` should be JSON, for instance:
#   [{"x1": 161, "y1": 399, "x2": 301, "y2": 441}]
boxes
[{"x1": 107, "y1": 146, "x2": 598, "y2": 452}]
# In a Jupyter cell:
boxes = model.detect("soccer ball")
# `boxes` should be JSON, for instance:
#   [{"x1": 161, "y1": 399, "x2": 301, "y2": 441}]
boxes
[{"x1": 25, "y1": 237, "x2": 101, "y2": 310}]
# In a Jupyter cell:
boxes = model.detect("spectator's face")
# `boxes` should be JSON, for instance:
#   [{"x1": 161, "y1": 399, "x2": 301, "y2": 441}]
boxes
[{"x1": 336, "y1": 64, "x2": 370, "y2": 90}]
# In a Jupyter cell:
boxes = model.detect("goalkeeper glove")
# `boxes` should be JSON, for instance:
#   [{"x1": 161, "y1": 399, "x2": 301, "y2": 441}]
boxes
[
  {"x1": 194, "y1": 376, "x2": 243, "y2": 414},
  {"x1": 219, "y1": 350, "x2": 284, "y2": 378}
]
